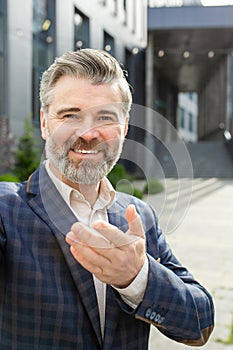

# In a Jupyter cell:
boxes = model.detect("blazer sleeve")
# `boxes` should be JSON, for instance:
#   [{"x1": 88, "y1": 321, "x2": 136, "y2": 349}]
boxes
[
  {"x1": 0, "y1": 217, "x2": 6, "y2": 262},
  {"x1": 0, "y1": 204, "x2": 6, "y2": 263},
  {"x1": 115, "y1": 201, "x2": 215, "y2": 346},
  {"x1": 0, "y1": 182, "x2": 16, "y2": 262}
]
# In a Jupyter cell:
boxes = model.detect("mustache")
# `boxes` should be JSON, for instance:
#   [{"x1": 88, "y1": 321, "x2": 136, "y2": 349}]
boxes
[{"x1": 70, "y1": 139, "x2": 104, "y2": 151}]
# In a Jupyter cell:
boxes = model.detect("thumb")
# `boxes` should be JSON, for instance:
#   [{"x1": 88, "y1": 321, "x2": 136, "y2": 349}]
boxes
[{"x1": 125, "y1": 204, "x2": 145, "y2": 238}]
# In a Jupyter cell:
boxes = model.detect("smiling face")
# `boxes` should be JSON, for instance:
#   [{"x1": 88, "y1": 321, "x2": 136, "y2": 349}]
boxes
[{"x1": 40, "y1": 76, "x2": 129, "y2": 186}]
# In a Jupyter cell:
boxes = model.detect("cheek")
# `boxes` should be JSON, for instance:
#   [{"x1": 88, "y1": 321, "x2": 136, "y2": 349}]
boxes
[
  {"x1": 102, "y1": 129, "x2": 125, "y2": 154},
  {"x1": 48, "y1": 123, "x2": 75, "y2": 145},
  {"x1": 103, "y1": 126, "x2": 125, "y2": 143}
]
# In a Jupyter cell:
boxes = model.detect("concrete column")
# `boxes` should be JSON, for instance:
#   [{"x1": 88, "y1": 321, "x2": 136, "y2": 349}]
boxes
[
  {"x1": 145, "y1": 33, "x2": 154, "y2": 122},
  {"x1": 7, "y1": 0, "x2": 32, "y2": 136},
  {"x1": 56, "y1": 0, "x2": 74, "y2": 55},
  {"x1": 145, "y1": 32, "x2": 155, "y2": 178}
]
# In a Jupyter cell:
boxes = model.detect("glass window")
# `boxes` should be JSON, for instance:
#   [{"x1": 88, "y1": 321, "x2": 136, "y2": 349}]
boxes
[
  {"x1": 32, "y1": 0, "x2": 56, "y2": 123},
  {"x1": 188, "y1": 92, "x2": 193, "y2": 100},
  {"x1": 103, "y1": 31, "x2": 115, "y2": 56},
  {"x1": 74, "y1": 8, "x2": 89, "y2": 50},
  {"x1": 180, "y1": 107, "x2": 185, "y2": 128},
  {"x1": 113, "y1": 0, "x2": 117, "y2": 15},
  {"x1": 123, "y1": 0, "x2": 127, "y2": 25},
  {"x1": 189, "y1": 112, "x2": 193, "y2": 131}
]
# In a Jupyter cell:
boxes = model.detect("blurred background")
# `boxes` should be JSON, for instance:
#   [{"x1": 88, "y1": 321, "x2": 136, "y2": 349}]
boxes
[{"x1": 1, "y1": 1, "x2": 233, "y2": 349}]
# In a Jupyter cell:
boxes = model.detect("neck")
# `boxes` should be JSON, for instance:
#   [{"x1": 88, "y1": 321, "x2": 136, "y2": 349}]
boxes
[
  {"x1": 78, "y1": 183, "x2": 100, "y2": 207},
  {"x1": 49, "y1": 163, "x2": 100, "y2": 207}
]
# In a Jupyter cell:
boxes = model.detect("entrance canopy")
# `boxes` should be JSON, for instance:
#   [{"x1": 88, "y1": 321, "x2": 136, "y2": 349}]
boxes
[{"x1": 148, "y1": 5, "x2": 233, "y2": 91}]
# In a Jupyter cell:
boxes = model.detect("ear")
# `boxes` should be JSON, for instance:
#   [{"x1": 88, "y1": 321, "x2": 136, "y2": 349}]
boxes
[
  {"x1": 123, "y1": 114, "x2": 129, "y2": 137},
  {"x1": 40, "y1": 108, "x2": 47, "y2": 140}
]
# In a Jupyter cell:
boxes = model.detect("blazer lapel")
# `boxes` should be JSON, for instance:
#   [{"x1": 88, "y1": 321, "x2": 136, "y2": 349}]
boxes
[{"x1": 26, "y1": 164, "x2": 102, "y2": 346}]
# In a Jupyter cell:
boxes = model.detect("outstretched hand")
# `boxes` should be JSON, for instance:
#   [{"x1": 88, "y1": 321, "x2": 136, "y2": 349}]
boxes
[{"x1": 66, "y1": 204, "x2": 146, "y2": 288}]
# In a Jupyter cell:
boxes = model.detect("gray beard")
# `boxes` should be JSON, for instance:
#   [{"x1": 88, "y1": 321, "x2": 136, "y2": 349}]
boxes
[
  {"x1": 52, "y1": 155, "x2": 119, "y2": 185},
  {"x1": 44, "y1": 134, "x2": 124, "y2": 185}
]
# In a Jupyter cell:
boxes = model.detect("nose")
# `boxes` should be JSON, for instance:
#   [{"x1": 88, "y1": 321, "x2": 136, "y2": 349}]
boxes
[{"x1": 75, "y1": 123, "x2": 100, "y2": 142}]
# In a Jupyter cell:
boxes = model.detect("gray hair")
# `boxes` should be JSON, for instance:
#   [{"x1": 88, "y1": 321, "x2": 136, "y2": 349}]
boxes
[{"x1": 39, "y1": 49, "x2": 132, "y2": 113}]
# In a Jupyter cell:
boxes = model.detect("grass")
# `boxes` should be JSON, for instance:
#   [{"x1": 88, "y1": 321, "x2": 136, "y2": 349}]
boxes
[
  {"x1": 214, "y1": 316, "x2": 233, "y2": 345},
  {"x1": 225, "y1": 320, "x2": 233, "y2": 344}
]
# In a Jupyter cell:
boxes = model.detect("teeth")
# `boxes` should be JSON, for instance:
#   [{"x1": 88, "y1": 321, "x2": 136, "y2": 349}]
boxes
[{"x1": 74, "y1": 149, "x2": 98, "y2": 154}]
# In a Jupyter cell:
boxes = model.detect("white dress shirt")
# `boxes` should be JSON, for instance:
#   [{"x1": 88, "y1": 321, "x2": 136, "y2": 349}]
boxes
[{"x1": 45, "y1": 161, "x2": 148, "y2": 338}]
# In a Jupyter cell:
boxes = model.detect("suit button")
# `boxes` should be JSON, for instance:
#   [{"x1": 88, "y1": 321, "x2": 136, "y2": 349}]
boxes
[
  {"x1": 145, "y1": 308, "x2": 151, "y2": 318},
  {"x1": 154, "y1": 314, "x2": 161, "y2": 322},
  {"x1": 150, "y1": 311, "x2": 156, "y2": 320}
]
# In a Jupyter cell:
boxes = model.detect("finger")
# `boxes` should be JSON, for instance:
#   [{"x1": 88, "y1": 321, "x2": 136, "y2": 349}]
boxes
[
  {"x1": 125, "y1": 204, "x2": 145, "y2": 238},
  {"x1": 93, "y1": 221, "x2": 132, "y2": 248},
  {"x1": 66, "y1": 222, "x2": 113, "y2": 249},
  {"x1": 69, "y1": 245, "x2": 108, "y2": 276}
]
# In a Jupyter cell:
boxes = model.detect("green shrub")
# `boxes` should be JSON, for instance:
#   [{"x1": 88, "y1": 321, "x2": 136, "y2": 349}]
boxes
[
  {"x1": 107, "y1": 164, "x2": 130, "y2": 188},
  {"x1": 108, "y1": 166, "x2": 164, "y2": 199},
  {"x1": 143, "y1": 177, "x2": 164, "y2": 195},
  {"x1": 108, "y1": 164, "x2": 143, "y2": 199},
  {"x1": 0, "y1": 173, "x2": 20, "y2": 182},
  {"x1": 116, "y1": 181, "x2": 143, "y2": 199},
  {"x1": 14, "y1": 119, "x2": 40, "y2": 181}
]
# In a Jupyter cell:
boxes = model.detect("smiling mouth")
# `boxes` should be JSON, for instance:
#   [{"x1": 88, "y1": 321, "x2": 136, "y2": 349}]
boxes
[{"x1": 72, "y1": 149, "x2": 99, "y2": 154}]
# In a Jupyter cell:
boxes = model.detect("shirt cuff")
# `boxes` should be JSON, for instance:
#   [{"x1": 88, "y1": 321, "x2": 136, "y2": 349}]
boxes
[{"x1": 112, "y1": 256, "x2": 149, "y2": 309}]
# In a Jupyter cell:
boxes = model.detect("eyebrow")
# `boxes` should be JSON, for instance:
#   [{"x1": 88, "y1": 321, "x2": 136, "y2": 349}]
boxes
[
  {"x1": 55, "y1": 107, "x2": 119, "y2": 118},
  {"x1": 56, "y1": 107, "x2": 81, "y2": 115}
]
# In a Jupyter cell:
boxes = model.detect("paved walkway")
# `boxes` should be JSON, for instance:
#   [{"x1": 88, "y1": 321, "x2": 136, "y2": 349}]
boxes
[{"x1": 144, "y1": 178, "x2": 233, "y2": 350}]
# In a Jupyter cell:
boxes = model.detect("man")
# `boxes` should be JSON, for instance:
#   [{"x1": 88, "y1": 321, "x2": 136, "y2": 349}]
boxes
[{"x1": 0, "y1": 49, "x2": 214, "y2": 349}]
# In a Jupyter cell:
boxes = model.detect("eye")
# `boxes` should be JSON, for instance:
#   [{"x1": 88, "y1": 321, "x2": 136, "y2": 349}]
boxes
[
  {"x1": 100, "y1": 115, "x2": 113, "y2": 120},
  {"x1": 63, "y1": 114, "x2": 81, "y2": 120},
  {"x1": 98, "y1": 115, "x2": 117, "y2": 123}
]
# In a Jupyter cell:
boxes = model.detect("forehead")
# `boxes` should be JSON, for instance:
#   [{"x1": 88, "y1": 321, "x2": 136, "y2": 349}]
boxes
[{"x1": 49, "y1": 76, "x2": 123, "y2": 111}]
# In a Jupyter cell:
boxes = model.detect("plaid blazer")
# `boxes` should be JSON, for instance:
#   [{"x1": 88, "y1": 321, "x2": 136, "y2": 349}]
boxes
[{"x1": 0, "y1": 164, "x2": 214, "y2": 349}]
